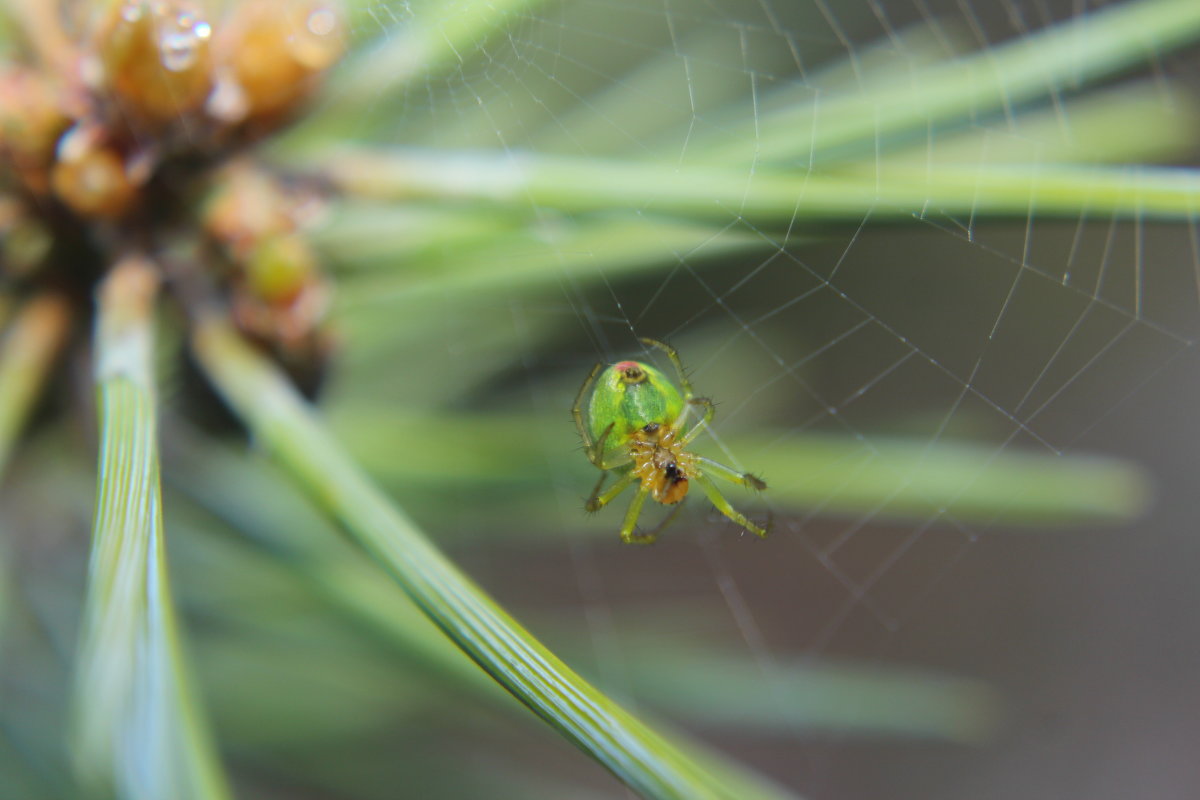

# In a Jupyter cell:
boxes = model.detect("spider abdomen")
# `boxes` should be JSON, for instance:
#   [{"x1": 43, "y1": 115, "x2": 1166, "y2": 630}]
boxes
[{"x1": 586, "y1": 359, "x2": 685, "y2": 456}]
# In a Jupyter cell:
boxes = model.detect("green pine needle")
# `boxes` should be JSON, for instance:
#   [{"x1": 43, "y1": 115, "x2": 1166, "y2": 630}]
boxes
[{"x1": 71, "y1": 261, "x2": 230, "y2": 800}]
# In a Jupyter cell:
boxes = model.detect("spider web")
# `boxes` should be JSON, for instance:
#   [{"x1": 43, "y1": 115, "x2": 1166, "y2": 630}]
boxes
[{"x1": 333, "y1": 1, "x2": 1200, "y2": 797}]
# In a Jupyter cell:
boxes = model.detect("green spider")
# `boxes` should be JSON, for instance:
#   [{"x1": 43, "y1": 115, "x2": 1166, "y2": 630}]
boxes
[{"x1": 572, "y1": 338, "x2": 769, "y2": 544}]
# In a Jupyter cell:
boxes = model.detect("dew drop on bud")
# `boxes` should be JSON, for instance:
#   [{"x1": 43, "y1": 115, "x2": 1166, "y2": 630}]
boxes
[
  {"x1": 217, "y1": 0, "x2": 346, "y2": 120},
  {"x1": 159, "y1": 31, "x2": 198, "y2": 71},
  {"x1": 290, "y1": 4, "x2": 345, "y2": 70},
  {"x1": 55, "y1": 124, "x2": 92, "y2": 164},
  {"x1": 97, "y1": 0, "x2": 213, "y2": 121},
  {"x1": 306, "y1": 8, "x2": 336, "y2": 37},
  {"x1": 158, "y1": 6, "x2": 210, "y2": 72},
  {"x1": 176, "y1": 10, "x2": 212, "y2": 40},
  {"x1": 206, "y1": 73, "x2": 249, "y2": 123}
]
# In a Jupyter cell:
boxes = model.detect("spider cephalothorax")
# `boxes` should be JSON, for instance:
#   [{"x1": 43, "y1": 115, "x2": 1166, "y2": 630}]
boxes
[
  {"x1": 629, "y1": 423, "x2": 695, "y2": 505},
  {"x1": 572, "y1": 338, "x2": 768, "y2": 544}
]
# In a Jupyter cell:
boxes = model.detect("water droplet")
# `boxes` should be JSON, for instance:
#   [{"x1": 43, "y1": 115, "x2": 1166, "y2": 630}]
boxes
[
  {"x1": 120, "y1": 2, "x2": 143, "y2": 23},
  {"x1": 159, "y1": 31, "x2": 198, "y2": 71},
  {"x1": 206, "y1": 74, "x2": 249, "y2": 123},
  {"x1": 307, "y1": 8, "x2": 336, "y2": 37},
  {"x1": 290, "y1": 5, "x2": 344, "y2": 69},
  {"x1": 157, "y1": 5, "x2": 210, "y2": 72},
  {"x1": 175, "y1": 10, "x2": 210, "y2": 38},
  {"x1": 56, "y1": 125, "x2": 89, "y2": 163}
]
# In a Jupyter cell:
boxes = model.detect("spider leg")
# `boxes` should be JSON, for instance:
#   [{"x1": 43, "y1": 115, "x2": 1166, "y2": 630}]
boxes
[
  {"x1": 591, "y1": 423, "x2": 636, "y2": 470},
  {"x1": 575, "y1": 421, "x2": 613, "y2": 470},
  {"x1": 590, "y1": 421, "x2": 614, "y2": 466},
  {"x1": 694, "y1": 473, "x2": 769, "y2": 538},
  {"x1": 694, "y1": 454, "x2": 767, "y2": 491},
  {"x1": 620, "y1": 485, "x2": 658, "y2": 544},
  {"x1": 679, "y1": 396, "x2": 715, "y2": 442},
  {"x1": 637, "y1": 497, "x2": 687, "y2": 543},
  {"x1": 572, "y1": 362, "x2": 603, "y2": 461},
  {"x1": 586, "y1": 468, "x2": 635, "y2": 512},
  {"x1": 639, "y1": 337, "x2": 694, "y2": 400}
]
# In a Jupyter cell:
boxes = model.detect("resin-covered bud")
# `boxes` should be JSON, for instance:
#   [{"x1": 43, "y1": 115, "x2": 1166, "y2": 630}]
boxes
[
  {"x1": 0, "y1": 69, "x2": 73, "y2": 194},
  {"x1": 51, "y1": 129, "x2": 135, "y2": 219},
  {"x1": 246, "y1": 233, "x2": 318, "y2": 305},
  {"x1": 211, "y1": 0, "x2": 345, "y2": 125},
  {"x1": 95, "y1": 0, "x2": 214, "y2": 125},
  {"x1": 232, "y1": 269, "x2": 330, "y2": 350},
  {"x1": 203, "y1": 163, "x2": 294, "y2": 259}
]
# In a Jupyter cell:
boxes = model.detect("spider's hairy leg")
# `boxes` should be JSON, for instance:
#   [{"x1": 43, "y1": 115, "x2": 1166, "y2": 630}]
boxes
[
  {"x1": 695, "y1": 454, "x2": 767, "y2": 491},
  {"x1": 589, "y1": 422, "x2": 635, "y2": 470},
  {"x1": 620, "y1": 485, "x2": 657, "y2": 544},
  {"x1": 639, "y1": 337, "x2": 693, "y2": 399},
  {"x1": 587, "y1": 468, "x2": 635, "y2": 513},
  {"x1": 679, "y1": 396, "x2": 714, "y2": 442},
  {"x1": 637, "y1": 499, "x2": 687, "y2": 544},
  {"x1": 694, "y1": 473, "x2": 769, "y2": 538},
  {"x1": 572, "y1": 361, "x2": 603, "y2": 462}
]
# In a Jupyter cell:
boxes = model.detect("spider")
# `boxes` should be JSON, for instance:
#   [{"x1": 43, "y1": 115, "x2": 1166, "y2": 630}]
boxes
[{"x1": 572, "y1": 337, "x2": 768, "y2": 544}]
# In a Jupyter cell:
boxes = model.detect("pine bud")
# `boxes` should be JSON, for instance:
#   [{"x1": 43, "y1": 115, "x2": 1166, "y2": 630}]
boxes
[
  {"x1": 246, "y1": 233, "x2": 318, "y2": 305},
  {"x1": 51, "y1": 129, "x2": 135, "y2": 219},
  {"x1": 0, "y1": 69, "x2": 72, "y2": 194},
  {"x1": 203, "y1": 163, "x2": 294, "y2": 260},
  {"x1": 214, "y1": 0, "x2": 345, "y2": 123},
  {"x1": 95, "y1": 0, "x2": 214, "y2": 125}
]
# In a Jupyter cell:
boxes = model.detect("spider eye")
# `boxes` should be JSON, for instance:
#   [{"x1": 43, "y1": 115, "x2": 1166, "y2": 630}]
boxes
[
  {"x1": 642, "y1": 422, "x2": 660, "y2": 433},
  {"x1": 614, "y1": 361, "x2": 647, "y2": 384}
]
